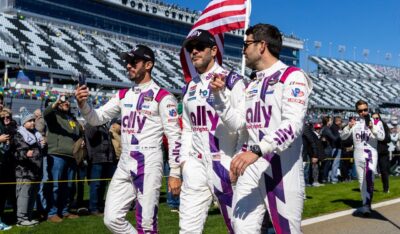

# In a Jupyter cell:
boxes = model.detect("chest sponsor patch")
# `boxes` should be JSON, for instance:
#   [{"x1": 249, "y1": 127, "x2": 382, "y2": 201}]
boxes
[
  {"x1": 199, "y1": 89, "x2": 209, "y2": 98},
  {"x1": 144, "y1": 96, "x2": 153, "y2": 102},
  {"x1": 124, "y1": 104, "x2": 133, "y2": 108},
  {"x1": 291, "y1": 88, "x2": 304, "y2": 97},
  {"x1": 169, "y1": 109, "x2": 177, "y2": 117},
  {"x1": 289, "y1": 81, "x2": 306, "y2": 86},
  {"x1": 142, "y1": 104, "x2": 150, "y2": 109},
  {"x1": 189, "y1": 90, "x2": 196, "y2": 97},
  {"x1": 190, "y1": 85, "x2": 197, "y2": 91},
  {"x1": 188, "y1": 96, "x2": 196, "y2": 101}
]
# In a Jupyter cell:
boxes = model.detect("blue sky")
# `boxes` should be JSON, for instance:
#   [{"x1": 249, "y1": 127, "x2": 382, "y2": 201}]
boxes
[{"x1": 165, "y1": 0, "x2": 400, "y2": 70}]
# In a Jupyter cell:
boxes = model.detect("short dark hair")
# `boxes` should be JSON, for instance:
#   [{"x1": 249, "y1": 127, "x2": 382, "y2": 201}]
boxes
[
  {"x1": 355, "y1": 99, "x2": 368, "y2": 110},
  {"x1": 245, "y1": 23, "x2": 282, "y2": 59}
]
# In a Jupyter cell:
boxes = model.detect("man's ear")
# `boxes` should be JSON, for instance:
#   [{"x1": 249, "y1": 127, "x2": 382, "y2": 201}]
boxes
[
  {"x1": 210, "y1": 45, "x2": 218, "y2": 57},
  {"x1": 145, "y1": 61, "x2": 154, "y2": 71}
]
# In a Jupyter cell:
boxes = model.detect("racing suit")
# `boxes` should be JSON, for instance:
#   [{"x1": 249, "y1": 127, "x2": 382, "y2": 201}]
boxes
[
  {"x1": 214, "y1": 61, "x2": 312, "y2": 234},
  {"x1": 79, "y1": 80, "x2": 181, "y2": 234},
  {"x1": 179, "y1": 63, "x2": 246, "y2": 234},
  {"x1": 340, "y1": 117, "x2": 385, "y2": 208}
]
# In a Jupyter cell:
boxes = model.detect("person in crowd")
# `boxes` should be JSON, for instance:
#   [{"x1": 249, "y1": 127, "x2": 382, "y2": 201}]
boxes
[
  {"x1": 320, "y1": 116, "x2": 339, "y2": 183},
  {"x1": 341, "y1": 100, "x2": 385, "y2": 216},
  {"x1": 13, "y1": 108, "x2": 46, "y2": 226},
  {"x1": 84, "y1": 122, "x2": 117, "y2": 216},
  {"x1": 34, "y1": 108, "x2": 50, "y2": 218},
  {"x1": 0, "y1": 108, "x2": 12, "y2": 231},
  {"x1": 372, "y1": 112, "x2": 391, "y2": 193},
  {"x1": 211, "y1": 23, "x2": 312, "y2": 233},
  {"x1": 109, "y1": 119, "x2": 121, "y2": 161},
  {"x1": 340, "y1": 117, "x2": 355, "y2": 182},
  {"x1": 75, "y1": 45, "x2": 182, "y2": 233},
  {"x1": 303, "y1": 122, "x2": 325, "y2": 186},
  {"x1": 330, "y1": 116, "x2": 342, "y2": 183},
  {"x1": 44, "y1": 95, "x2": 82, "y2": 222},
  {"x1": 179, "y1": 29, "x2": 246, "y2": 234}
]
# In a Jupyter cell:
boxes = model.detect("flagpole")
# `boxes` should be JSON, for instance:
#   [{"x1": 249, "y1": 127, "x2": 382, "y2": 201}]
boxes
[{"x1": 241, "y1": 0, "x2": 252, "y2": 77}]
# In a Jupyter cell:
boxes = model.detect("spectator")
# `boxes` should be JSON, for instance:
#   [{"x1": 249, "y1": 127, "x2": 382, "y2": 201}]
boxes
[
  {"x1": 302, "y1": 123, "x2": 324, "y2": 187},
  {"x1": 0, "y1": 109, "x2": 11, "y2": 230},
  {"x1": 109, "y1": 119, "x2": 121, "y2": 161},
  {"x1": 34, "y1": 108, "x2": 50, "y2": 218},
  {"x1": 0, "y1": 94, "x2": 4, "y2": 112},
  {"x1": 372, "y1": 112, "x2": 391, "y2": 193},
  {"x1": 44, "y1": 95, "x2": 82, "y2": 222},
  {"x1": 320, "y1": 116, "x2": 338, "y2": 183},
  {"x1": 84, "y1": 123, "x2": 117, "y2": 216},
  {"x1": 330, "y1": 116, "x2": 343, "y2": 183},
  {"x1": 13, "y1": 108, "x2": 45, "y2": 226}
]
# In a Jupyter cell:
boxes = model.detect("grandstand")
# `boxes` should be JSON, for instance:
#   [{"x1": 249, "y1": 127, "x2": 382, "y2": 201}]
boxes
[
  {"x1": 0, "y1": 0, "x2": 398, "y2": 119},
  {"x1": 308, "y1": 56, "x2": 400, "y2": 111}
]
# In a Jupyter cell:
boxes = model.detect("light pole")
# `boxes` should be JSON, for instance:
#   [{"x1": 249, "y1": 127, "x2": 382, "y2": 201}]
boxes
[
  {"x1": 353, "y1": 47, "x2": 357, "y2": 61},
  {"x1": 314, "y1": 41, "x2": 321, "y2": 56},
  {"x1": 363, "y1": 49, "x2": 369, "y2": 61},
  {"x1": 338, "y1": 45, "x2": 346, "y2": 59}
]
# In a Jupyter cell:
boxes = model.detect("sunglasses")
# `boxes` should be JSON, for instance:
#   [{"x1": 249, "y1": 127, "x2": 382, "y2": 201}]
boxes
[
  {"x1": 185, "y1": 43, "x2": 211, "y2": 53},
  {"x1": 357, "y1": 108, "x2": 368, "y2": 113},
  {"x1": 243, "y1": 40, "x2": 261, "y2": 49},
  {"x1": 1, "y1": 116, "x2": 11, "y2": 119}
]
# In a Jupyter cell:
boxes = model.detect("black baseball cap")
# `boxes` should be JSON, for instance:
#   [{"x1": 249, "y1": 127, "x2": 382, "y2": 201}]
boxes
[
  {"x1": 182, "y1": 29, "x2": 216, "y2": 48},
  {"x1": 120, "y1": 45, "x2": 155, "y2": 63}
]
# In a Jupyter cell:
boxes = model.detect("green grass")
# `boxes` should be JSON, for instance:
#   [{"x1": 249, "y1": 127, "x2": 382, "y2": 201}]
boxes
[{"x1": 5, "y1": 176, "x2": 400, "y2": 233}]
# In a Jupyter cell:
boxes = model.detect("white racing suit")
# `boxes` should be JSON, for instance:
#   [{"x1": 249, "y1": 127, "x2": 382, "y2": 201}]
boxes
[
  {"x1": 179, "y1": 63, "x2": 246, "y2": 234},
  {"x1": 79, "y1": 80, "x2": 181, "y2": 234},
  {"x1": 340, "y1": 118, "x2": 385, "y2": 207},
  {"x1": 214, "y1": 61, "x2": 312, "y2": 234}
]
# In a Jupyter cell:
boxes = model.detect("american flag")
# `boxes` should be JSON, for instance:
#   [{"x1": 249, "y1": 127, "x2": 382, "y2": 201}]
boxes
[{"x1": 180, "y1": 0, "x2": 249, "y2": 83}]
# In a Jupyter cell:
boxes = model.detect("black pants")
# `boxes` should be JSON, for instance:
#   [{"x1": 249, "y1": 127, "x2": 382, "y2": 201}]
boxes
[{"x1": 378, "y1": 153, "x2": 390, "y2": 192}]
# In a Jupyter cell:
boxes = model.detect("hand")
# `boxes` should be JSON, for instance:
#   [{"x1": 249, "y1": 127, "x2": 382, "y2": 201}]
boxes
[
  {"x1": 0, "y1": 134, "x2": 9, "y2": 143},
  {"x1": 168, "y1": 176, "x2": 182, "y2": 197},
  {"x1": 40, "y1": 139, "x2": 46, "y2": 146},
  {"x1": 348, "y1": 119, "x2": 356, "y2": 128},
  {"x1": 230, "y1": 151, "x2": 259, "y2": 183},
  {"x1": 81, "y1": 140, "x2": 85, "y2": 148},
  {"x1": 74, "y1": 85, "x2": 90, "y2": 109},
  {"x1": 27, "y1": 150, "x2": 34, "y2": 157},
  {"x1": 209, "y1": 73, "x2": 226, "y2": 92}
]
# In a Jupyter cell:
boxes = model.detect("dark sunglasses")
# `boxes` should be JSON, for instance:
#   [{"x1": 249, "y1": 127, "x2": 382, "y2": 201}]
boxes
[
  {"x1": 243, "y1": 40, "x2": 261, "y2": 49},
  {"x1": 125, "y1": 58, "x2": 145, "y2": 67},
  {"x1": 357, "y1": 108, "x2": 368, "y2": 113},
  {"x1": 1, "y1": 115, "x2": 11, "y2": 119},
  {"x1": 185, "y1": 43, "x2": 211, "y2": 53}
]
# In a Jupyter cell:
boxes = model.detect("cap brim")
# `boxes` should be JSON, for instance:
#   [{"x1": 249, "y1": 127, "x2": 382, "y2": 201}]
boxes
[{"x1": 120, "y1": 51, "x2": 151, "y2": 62}]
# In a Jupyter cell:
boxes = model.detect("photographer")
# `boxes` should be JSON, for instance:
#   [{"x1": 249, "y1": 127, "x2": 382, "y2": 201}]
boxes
[{"x1": 43, "y1": 95, "x2": 82, "y2": 222}]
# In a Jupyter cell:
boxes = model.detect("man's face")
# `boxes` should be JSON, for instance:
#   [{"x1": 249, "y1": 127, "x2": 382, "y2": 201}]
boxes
[
  {"x1": 356, "y1": 104, "x2": 369, "y2": 118},
  {"x1": 186, "y1": 42, "x2": 215, "y2": 72},
  {"x1": 242, "y1": 34, "x2": 262, "y2": 70},
  {"x1": 126, "y1": 58, "x2": 148, "y2": 81}
]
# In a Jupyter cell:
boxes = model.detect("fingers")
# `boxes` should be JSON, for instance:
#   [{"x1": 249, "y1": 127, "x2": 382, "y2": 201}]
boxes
[{"x1": 229, "y1": 171, "x2": 238, "y2": 183}]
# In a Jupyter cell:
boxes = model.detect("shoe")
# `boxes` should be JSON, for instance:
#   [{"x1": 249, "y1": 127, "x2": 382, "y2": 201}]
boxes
[
  {"x1": 77, "y1": 207, "x2": 89, "y2": 216},
  {"x1": 17, "y1": 220, "x2": 38, "y2": 227},
  {"x1": 0, "y1": 221, "x2": 12, "y2": 230},
  {"x1": 29, "y1": 219, "x2": 39, "y2": 225},
  {"x1": 383, "y1": 190, "x2": 390, "y2": 194},
  {"x1": 312, "y1": 182, "x2": 325, "y2": 187},
  {"x1": 47, "y1": 215, "x2": 63, "y2": 223},
  {"x1": 63, "y1": 213, "x2": 79, "y2": 219},
  {"x1": 90, "y1": 211, "x2": 104, "y2": 217},
  {"x1": 354, "y1": 205, "x2": 371, "y2": 217}
]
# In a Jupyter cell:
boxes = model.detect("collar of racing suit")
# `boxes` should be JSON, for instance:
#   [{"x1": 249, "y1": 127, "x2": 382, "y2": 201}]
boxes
[
  {"x1": 198, "y1": 62, "x2": 221, "y2": 84},
  {"x1": 255, "y1": 60, "x2": 286, "y2": 80},
  {"x1": 133, "y1": 79, "x2": 154, "y2": 92}
]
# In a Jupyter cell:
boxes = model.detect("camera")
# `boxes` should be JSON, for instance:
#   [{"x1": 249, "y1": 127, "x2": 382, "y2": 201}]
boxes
[
  {"x1": 60, "y1": 95, "x2": 68, "y2": 103},
  {"x1": 364, "y1": 114, "x2": 371, "y2": 127}
]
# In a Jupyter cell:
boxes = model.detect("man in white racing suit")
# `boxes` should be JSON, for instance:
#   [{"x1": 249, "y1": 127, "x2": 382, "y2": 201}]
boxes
[
  {"x1": 179, "y1": 29, "x2": 246, "y2": 234},
  {"x1": 340, "y1": 100, "x2": 385, "y2": 215},
  {"x1": 211, "y1": 24, "x2": 312, "y2": 234},
  {"x1": 75, "y1": 45, "x2": 182, "y2": 233}
]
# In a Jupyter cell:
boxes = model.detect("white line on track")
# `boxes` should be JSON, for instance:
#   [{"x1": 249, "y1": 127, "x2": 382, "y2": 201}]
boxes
[{"x1": 301, "y1": 198, "x2": 400, "y2": 226}]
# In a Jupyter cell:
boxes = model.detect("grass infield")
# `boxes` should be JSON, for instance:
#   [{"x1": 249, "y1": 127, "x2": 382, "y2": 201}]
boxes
[{"x1": 4, "y1": 176, "x2": 399, "y2": 233}]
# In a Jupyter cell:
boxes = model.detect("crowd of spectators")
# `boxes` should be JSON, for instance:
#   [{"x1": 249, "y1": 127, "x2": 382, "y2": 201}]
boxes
[{"x1": 0, "y1": 93, "x2": 121, "y2": 229}]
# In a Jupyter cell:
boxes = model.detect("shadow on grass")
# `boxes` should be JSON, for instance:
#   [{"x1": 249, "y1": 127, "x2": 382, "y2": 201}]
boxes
[
  {"x1": 351, "y1": 188, "x2": 378, "y2": 192},
  {"x1": 331, "y1": 199, "x2": 362, "y2": 208},
  {"x1": 353, "y1": 210, "x2": 400, "y2": 230}
]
